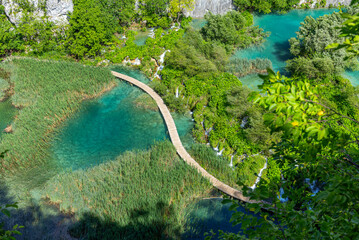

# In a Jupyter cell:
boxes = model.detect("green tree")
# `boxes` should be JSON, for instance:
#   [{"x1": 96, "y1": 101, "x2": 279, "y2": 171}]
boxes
[
  {"x1": 210, "y1": 68, "x2": 359, "y2": 240},
  {"x1": 169, "y1": 0, "x2": 195, "y2": 23},
  {"x1": 0, "y1": 6, "x2": 22, "y2": 57},
  {"x1": 326, "y1": 12, "x2": 359, "y2": 56},
  {"x1": 98, "y1": 0, "x2": 136, "y2": 27},
  {"x1": 67, "y1": 0, "x2": 116, "y2": 58}
]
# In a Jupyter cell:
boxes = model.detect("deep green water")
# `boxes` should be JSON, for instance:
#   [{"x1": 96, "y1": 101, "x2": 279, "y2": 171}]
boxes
[
  {"x1": 183, "y1": 198, "x2": 256, "y2": 239},
  {"x1": 51, "y1": 67, "x2": 193, "y2": 170},
  {"x1": 0, "y1": 99, "x2": 17, "y2": 138}
]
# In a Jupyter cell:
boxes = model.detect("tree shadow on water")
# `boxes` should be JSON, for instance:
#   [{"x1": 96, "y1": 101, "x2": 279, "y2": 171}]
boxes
[
  {"x1": 69, "y1": 201, "x2": 180, "y2": 240},
  {"x1": 0, "y1": 181, "x2": 75, "y2": 240},
  {"x1": 1, "y1": 181, "x2": 181, "y2": 240},
  {"x1": 272, "y1": 41, "x2": 293, "y2": 63}
]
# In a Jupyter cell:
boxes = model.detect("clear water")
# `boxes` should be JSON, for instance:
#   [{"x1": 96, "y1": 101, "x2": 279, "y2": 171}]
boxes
[
  {"x1": 51, "y1": 67, "x2": 193, "y2": 170},
  {"x1": 190, "y1": 19, "x2": 207, "y2": 30},
  {"x1": 183, "y1": 198, "x2": 255, "y2": 239},
  {"x1": 232, "y1": 9, "x2": 339, "y2": 89},
  {"x1": 134, "y1": 31, "x2": 149, "y2": 46},
  {"x1": 0, "y1": 99, "x2": 17, "y2": 138},
  {"x1": 342, "y1": 70, "x2": 359, "y2": 86}
]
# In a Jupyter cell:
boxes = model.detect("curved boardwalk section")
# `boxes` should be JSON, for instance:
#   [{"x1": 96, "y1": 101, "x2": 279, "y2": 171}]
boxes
[{"x1": 112, "y1": 71, "x2": 254, "y2": 203}]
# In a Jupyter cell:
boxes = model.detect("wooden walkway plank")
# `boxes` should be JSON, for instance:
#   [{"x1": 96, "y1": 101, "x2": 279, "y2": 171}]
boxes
[{"x1": 111, "y1": 71, "x2": 255, "y2": 203}]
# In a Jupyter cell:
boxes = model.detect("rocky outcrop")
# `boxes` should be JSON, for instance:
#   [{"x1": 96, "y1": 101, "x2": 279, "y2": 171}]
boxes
[
  {"x1": 186, "y1": 0, "x2": 235, "y2": 18},
  {"x1": 299, "y1": 0, "x2": 352, "y2": 7},
  {"x1": 2, "y1": 0, "x2": 73, "y2": 25},
  {"x1": 325, "y1": 0, "x2": 352, "y2": 6},
  {"x1": 0, "y1": 0, "x2": 354, "y2": 25}
]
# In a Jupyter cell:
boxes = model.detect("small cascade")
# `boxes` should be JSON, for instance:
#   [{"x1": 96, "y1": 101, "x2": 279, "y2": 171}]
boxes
[
  {"x1": 229, "y1": 152, "x2": 236, "y2": 168},
  {"x1": 305, "y1": 178, "x2": 320, "y2": 195},
  {"x1": 205, "y1": 127, "x2": 212, "y2": 136},
  {"x1": 175, "y1": 87, "x2": 179, "y2": 98},
  {"x1": 217, "y1": 148, "x2": 224, "y2": 156},
  {"x1": 213, "y1": 145, "x2": 219, "y2": 152},
  {"x1": 250, "y1": 158, "x2": 268, "y2": 190},
  {"x1": 153, "y1": 50, "x2": 171, "y2": 80},
  {"x1": 279, "y1": 187, "x2": 289, "y2": 202},
  {"x1": 229, "y1": 155, "x2": 234, "y2": 168},
  {"x1": 240, "y1": 116, "x2": 249, "y2": 128},
  {"x1": 148, "y1": 28, "x2": 155, "y2": 38}
]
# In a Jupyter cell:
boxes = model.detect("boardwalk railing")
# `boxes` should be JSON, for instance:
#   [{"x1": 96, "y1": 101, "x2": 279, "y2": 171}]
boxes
[{"x1": 112, "y1": 71, "x2": 255, "y2": 203}]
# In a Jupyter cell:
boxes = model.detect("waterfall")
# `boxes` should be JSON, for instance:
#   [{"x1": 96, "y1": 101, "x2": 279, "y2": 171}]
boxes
[
  {"x1": 153, "y1": 50, "x2": 171, "y2": 80},
  {"x1": 148, "y1": 28, "x2": 155, "y2": 38},
  {"x1": 229, "y1": 155, "x2": 234, "y2": 167},
  {"x1": 217, "y1": 148, "x2": 224, "y2": 156},
  {"x1": 241, "y1": 116, "x2": 249, "y2": 128},
  {"x1": 250, "y1": 158, "x2": 268, "y2": 190},
  {"x1": 175, "y1": 87, "x2": 179, "y2": 98},
  {"x1": 205, "y1": 127, "x2": 212, "y2": 136},
  {"x1": 305, "y1": 178, "x2": 320, "y2": 195},
  {"x1": 213, "y1": 145, "x2": 219, "y2": 151}
]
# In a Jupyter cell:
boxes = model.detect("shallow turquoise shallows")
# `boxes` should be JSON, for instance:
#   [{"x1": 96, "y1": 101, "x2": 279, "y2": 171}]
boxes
[
  {"x1": 51, "y1": 67, "x2": 193, "y2": 170},
  {"x1": 0, "y1": 99, "x2": 17, "y2": 138},
  {"x1": 233, "y1": 9, "x2": 341, "y2": 89}
]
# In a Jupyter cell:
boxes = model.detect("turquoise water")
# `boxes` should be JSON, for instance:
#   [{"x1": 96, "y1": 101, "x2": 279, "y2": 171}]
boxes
[
  {"x1": 51, "y1": 67, "x2": 193, "y2": 170},
  {"x1": 342, "y1": 70, "x2": 359, "y2": 86},
  {"x1": 0, "y1": 99, "x2": 17, "y2": 138},
  {"x1": 233, "y1": 9, "x2": 339, "y2": 89},
  {"x1": 134, "y1": 31, "x2": 149, "y2": 46}
]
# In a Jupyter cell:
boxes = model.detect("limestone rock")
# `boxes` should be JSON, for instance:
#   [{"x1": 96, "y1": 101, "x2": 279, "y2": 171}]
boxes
[
  {"x1": 2, "y1": 0, "x2": 73, "y2": 25},
  {"x1": 186, "y1": 0, "x2": 235, "y2": 18}
]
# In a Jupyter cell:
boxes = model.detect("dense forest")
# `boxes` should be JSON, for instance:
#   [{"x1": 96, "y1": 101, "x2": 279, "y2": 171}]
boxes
[{"x1": 1, "y1": 0, "x2": 359, "y2": 239}]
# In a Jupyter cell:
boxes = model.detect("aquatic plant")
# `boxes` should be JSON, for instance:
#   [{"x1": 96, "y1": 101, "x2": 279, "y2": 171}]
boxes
[
  {"x1": 0, "y1": 58, "x2": 116, "y2": 173},
  {"x1": 189, "y1": 144, "x2": 238, "y2": 189},
  {"x1": 226, "y1": 58, "x2": 272, "y2": 77},
  {"x1": 41, "y1": 141, "x2": 211, "y2": 239}
]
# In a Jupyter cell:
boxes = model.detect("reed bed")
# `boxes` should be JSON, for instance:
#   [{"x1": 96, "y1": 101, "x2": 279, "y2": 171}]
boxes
[
  {"x1": 237, "y1": 155, "x2": 267, "y2": 187},
  {"x1": 41, "y1": 141, "x2": 211, "y2": 239},
  {"x1": 227, "y1": 58, "x2": 272, "y2": 77},
  {"x1": 189, "y1": 144, "x2": 239, "y2": 189},
  {"x1": 0, "y1": 58, "x2": 116, "y2": 174}
]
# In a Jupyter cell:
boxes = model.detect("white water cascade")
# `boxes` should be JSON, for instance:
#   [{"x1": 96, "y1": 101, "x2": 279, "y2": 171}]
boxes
[
  {"x1": 250, "y1": 158, "x2": 268, "y2": 190},
  {"x1": 217, "y1": 148, "x2": 224, "y2": 156},
  {"x1": 175, "y1": 87, "x2": 179, "y2": 98},
  {"x1": 229, "y1": 152, "x2": 237, "y2": 168},
  {"x1": 153, "y1": 50, "x2": 171, "y2": 80},
  {"x1": 241, "y1": 116, "x2": 249, "y2": 128}
]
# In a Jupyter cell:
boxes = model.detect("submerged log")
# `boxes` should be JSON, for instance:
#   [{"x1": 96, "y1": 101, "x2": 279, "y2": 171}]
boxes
[{"x1": 4, "y1": 125, "x2": 13, "y2": 133}]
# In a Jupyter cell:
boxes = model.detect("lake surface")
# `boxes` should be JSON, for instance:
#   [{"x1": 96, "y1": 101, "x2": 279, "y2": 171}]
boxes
[
  {"x1": 51, "y1": 67, "x2": 193, "y2": 170},
  {"x1": 0, "y1": 99, "x2": 17, "y2": 138},
  {"x1": 232, "y1": 9, "x2": 345, "y2": 89},
  {"x1": 183, "y1": 198, "x2": 257, "y2": 239}
]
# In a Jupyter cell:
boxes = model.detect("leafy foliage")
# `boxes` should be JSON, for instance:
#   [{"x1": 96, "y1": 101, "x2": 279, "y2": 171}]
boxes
[
  {"x1": 288, "y1": 10, "x2": 359, "y2": 78},
  {"x1": 326, "y1": 12, "x2": 359, "y2": 57},
  {"x1": 67, "y1": 0, "x2": 117, "y2": 58},
  {"x1": 201, "y1": 11, "x2": 267, "y2": 48},
  {"x1": 233, "y1": 0, "x2": 300, "y2": 14}
]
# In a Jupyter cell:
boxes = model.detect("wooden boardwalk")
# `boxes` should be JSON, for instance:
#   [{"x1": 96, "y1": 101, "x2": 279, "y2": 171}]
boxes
[{"x1": 112, "y1": 71, "x2": 254, "y2": 203}]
